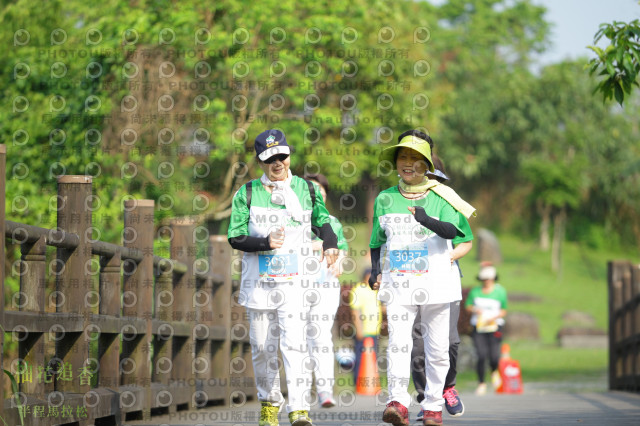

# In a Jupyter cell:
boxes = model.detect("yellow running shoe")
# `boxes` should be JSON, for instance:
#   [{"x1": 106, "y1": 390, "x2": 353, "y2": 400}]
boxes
[
  {"x1": 288, "y1": 410, "x2": 312, "y2": 426},
  {"x1": 259, "y1": 401, "x2": 280, "y2": 426}
]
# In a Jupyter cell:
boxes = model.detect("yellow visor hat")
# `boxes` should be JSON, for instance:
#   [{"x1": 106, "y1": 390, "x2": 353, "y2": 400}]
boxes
[{"x1": 379, "y1": 135, "x2": 434, "y2": 172}]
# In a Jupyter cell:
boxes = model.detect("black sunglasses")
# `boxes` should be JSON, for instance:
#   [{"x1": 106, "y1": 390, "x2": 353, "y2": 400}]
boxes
[{"x1": 263, "y1": 154, "x2": 289, "y2": 164}]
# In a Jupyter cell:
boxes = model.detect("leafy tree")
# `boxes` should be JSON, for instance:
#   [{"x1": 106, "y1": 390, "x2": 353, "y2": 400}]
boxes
[
  {"x1": 1, "y1": 0, "x2": 202, "y2": 246},
  {"x1": 588, "y1": 17, "x2": 640, "y2": 105},
  {"x1": 2, "y1": 0, "x2": 639, "y2": 275},
  {"x1": 430, "y1": 0, "x2": 550, "y2": 209},
  {"x1": 522, "y1": 61, "x2": 640, "y2": 266},
  {"x1": 0, "y1": 0, "x2": 459, "y2": 261},
  {"x1": 192, "y1": 0, "x2": 444, "y2": 226}
]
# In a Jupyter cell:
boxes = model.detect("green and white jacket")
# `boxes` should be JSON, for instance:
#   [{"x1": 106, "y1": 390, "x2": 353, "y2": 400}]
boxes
[
  {"x1": 228, "y1": 176, "x2": 333, "y2": 309},
  {"x1": 370, "y1": 187, "x2": 467, "y2": 305}
]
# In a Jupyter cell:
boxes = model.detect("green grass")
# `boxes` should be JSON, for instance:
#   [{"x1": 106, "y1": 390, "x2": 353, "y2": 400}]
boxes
[
  {"x1": 510, "y1": 344, "x2": 607, "y2": 381},
  {"x1": 456, "y1": 233, "x2": 624, "y2": 391},
  {"x1": 336, "y1": 223, "x2": 636, "y2": 391},
  {"x1": 491, "y1": 233, "x2": 610, "y2": 343}
]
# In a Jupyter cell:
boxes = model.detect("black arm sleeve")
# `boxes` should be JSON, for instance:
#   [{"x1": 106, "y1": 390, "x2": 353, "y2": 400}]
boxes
[
  {"x1": 315, "y1": 222, "x2": 338, "y2": 251},
  {"x1": 228, "y1": 235, "x2": 271, "y2": 252},
  {"x1": 368, "y1": 247, "x2": 381, "y2": 289},
  {"x1": 412, "y1": 206, "x2": 457, "y2": 239}
]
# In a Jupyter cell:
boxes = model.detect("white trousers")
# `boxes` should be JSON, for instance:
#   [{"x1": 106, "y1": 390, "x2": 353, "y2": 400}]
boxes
[
  {"x1": 307, "y1": 275, "x2": 340, "y2": 394},
  {"x1": 386, "y1": 302, "x2": 450, "y2": 412},
  {"x1": 248, "y1": 304, "x2": 311, "y2": 413}
]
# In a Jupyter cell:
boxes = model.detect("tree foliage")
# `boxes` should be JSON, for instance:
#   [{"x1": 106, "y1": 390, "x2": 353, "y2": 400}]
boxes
[
  {"x1": 1, "y1": 0, "x2": 639, "y2": 266},
  {"x1": 588, "y1": 18, "x2": 640, "y2": 105},
  {"x1": 434, "y1": 0, "x2": 549, "y2": 180}
]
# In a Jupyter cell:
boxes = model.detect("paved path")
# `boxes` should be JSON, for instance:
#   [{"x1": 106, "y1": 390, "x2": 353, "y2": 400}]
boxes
[{"x1": 125, "y1": 389, "x2": 640, "y2": 425}]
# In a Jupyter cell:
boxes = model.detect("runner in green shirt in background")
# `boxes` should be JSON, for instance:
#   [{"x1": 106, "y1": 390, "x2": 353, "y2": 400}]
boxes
[{"x1": 465, "y1": 263, "x2": 508, "y2": 396}]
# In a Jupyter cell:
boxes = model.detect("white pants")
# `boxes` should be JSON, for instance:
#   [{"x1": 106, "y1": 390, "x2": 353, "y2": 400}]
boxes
[
  {"x1": 386, "y1": 302, "x2": 450, "y2": 412},
  {"x1": 307, "y1": 275, "x2": 340, "y2": 395},
  {"x1": 248, "y1": 304, "x2": 311, "y2": 413}
]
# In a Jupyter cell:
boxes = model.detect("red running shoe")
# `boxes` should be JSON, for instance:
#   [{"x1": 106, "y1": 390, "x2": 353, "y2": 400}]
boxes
[{"x1": 382, "y1": 401, "x2": 409, "y2": 426}]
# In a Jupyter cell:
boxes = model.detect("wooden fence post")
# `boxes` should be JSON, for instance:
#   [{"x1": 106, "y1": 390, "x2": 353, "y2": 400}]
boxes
[
  {"x1": 55, "y1": 175, "x2": 92, "y2": 394},
  {"x1": 208, "y1": 236, "x2": 232, "y2": 403},
  {"x1": 121, "y1": 199, "x2": 154, "y2": 419},
  {"x1": 192, "y1": 226, "x2": 212, "y2": 407},
  {"x1": 153, "y1": 261, "x2": 173, "y2": 387},
  {"x1": 608, "y1": 261, "x2": 616, "y2": 390},
  {"x1": 170, "y1": 218, "x2": 197, "y2": 408},
  {"x1": 19, "y1": 236, "x2": 46, "y2": 396},
  {"x1": 99, "y1": 250, "x2": 121, "y2": 392},
  {"x1": 608, "y1": 260, "x2": 640, "y2": 392}
]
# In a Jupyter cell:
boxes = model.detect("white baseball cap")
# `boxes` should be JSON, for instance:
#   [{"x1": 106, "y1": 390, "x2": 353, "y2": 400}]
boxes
[{"x1": 477, "y1": 265, "x2": 497, "y2": 281}]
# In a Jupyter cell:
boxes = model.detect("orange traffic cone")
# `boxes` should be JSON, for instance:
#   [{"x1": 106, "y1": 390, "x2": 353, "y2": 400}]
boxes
[
  {"x1": 495, "y1": 343, "x2": 523, "y2": 394},
  {"x1": 355, "y1": 337, "x2": 381, "y2": 395}
]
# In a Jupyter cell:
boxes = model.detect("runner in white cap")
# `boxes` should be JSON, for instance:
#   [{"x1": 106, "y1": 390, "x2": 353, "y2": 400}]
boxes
[{"x1": 228, "y1": 129, "x2": 339, "y2": 426}]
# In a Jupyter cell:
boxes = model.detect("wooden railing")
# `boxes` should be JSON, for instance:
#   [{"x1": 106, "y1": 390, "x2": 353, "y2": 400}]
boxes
[
  {"x1": 608, "y1": 260, "x2": 640, "y2": 392},
  {"x1": 0, "y1": 144, "x2": 254, "y2": 425}
]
